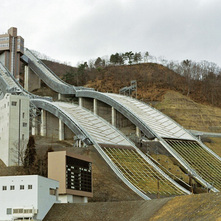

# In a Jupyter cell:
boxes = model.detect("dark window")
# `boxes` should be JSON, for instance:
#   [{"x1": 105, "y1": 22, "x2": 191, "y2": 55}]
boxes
[
  {"x1": 6, "y1": 208, "x2": 12, "y2": 215},
  {"x1": 49, "y1": 188, "x2": 56, "y2": 195},
  {"x1": 11, "y1": 101, "x2": 17, "y2": 106},
  {"x1": 23, "y1": 123, "x2": 27, "y2": 127}
]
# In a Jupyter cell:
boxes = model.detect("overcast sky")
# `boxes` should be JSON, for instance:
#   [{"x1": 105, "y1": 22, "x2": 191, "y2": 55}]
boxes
[{"x1": 0, "y1": 0, "x2": 221, "y2": 67}]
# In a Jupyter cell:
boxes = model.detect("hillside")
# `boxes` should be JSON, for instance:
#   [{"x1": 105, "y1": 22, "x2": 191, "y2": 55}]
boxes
[
  {"x1": 42, "y1": 60, "x2": 221, "y2": 108},
  {"x1": 44, "y1": 192, "x2": 221, "y2": 221},
  {"x1": 42, "y1": 60, "x2": 76, "y2": 78},
  {"x1": 154, "y1": 91, "x2": 221, "y2": 133}
]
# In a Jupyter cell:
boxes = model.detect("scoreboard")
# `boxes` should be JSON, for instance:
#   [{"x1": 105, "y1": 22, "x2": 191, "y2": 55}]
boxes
[{"x1": 66, "y1": 156, "x2": 92, "y2": 193}]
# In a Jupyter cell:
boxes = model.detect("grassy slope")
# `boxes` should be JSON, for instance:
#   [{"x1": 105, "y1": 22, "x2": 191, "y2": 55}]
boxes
[
  {"x1": 154, "y1": 91, "x2": 221, "y2": 157},
  {"x1": 154, "y1": 90, "x2": 221, "y2": 133},
  {"x1": 150, "y1": 192, "x2": 221, "y2": 221},
  {"x1": 204, "y1": 137, "x2": 221, "y2": 157}
]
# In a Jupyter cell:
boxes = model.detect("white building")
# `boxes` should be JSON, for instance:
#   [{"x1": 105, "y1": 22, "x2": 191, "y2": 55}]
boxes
[
  {"x1": 0, "y1": 93, "x2": 29, "y2": 166},
  {"x1": 0, "y1": 175, "x2": 59, "y2": 221}
]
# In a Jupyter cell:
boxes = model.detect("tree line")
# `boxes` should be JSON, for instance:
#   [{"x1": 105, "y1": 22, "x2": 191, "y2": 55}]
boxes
[{"x1": 35, "y1": 49, "x2": 221, "y2": 107}]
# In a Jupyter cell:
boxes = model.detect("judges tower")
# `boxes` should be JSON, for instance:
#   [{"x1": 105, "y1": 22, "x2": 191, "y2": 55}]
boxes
[{"x1": 0, "y1": 27, "x2": 24, "y2": 81}]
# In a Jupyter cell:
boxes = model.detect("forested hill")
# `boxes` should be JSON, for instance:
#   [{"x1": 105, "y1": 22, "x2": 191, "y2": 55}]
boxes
[{"x1": 42, "y1": 59, "x2": 221, "y2": 108}]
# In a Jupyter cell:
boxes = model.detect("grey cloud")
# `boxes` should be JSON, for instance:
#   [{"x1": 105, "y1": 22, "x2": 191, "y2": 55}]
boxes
[{"x1": 0, "y1": 0, "x2": 221, "y2": 66}]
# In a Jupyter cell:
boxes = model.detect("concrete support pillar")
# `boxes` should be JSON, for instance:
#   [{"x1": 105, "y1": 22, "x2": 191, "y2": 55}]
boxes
[
  {"x1": 40, "y1": 110, "x2": 47, "y2": 136},
  {"x1": 79, "y1": 97, "x2": 83, "y2": 107},
  {"x1": 74, "y1": 138, "x2": 82, "y2": 148},
  {"x1": 58, "y1": 93, "x2": 66, "y2": 101},
  {"x1": 24, "y1": 65, "x2": 29, "y2": 91},
  {"x1": 31, "y1": 117, "x2": 36, "y2": 136},
  {"x1": 93, "y1": 99, "x2": 97, "y2": 115},
  {"x1": 24, "y1": 65, "x2": 41, "y2": 91},
  {"x1": 136, "y1": 126, "x2": 141, "y2": 139},
  {"x1": 79, "y1": 140, "x2": 82, "y2": 148},
  {"x1": 58, "y1": 93, "x2": 61, "y2": 100},
  {"x1": 111, "y1": 107, "x2": 116, "y2": 127},
  {"x1": 59, "y1": 119, "x2": 64, "y2": 140},
  {"x1": 83, "y1": 197, "x2": 88, "y2": 203}
]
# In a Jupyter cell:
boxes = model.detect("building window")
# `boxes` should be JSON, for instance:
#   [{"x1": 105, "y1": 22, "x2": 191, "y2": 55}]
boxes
[
  {"x1": 49, "y1": 188, "x2": 56, "y2": 195},
  {"x1": 6, "y1": 208, "x2": 12, "y2": 215},
  {"x1": 0, "y1": 37, "x2": 9, "y2": 41},
  {"x1": 2, "y1": 186, "x2": 7, "y2": 191},
  {"x1": 20, "y1": 185, "x2": 24, "y2": 190},
  {"x1": 28, "y1": 185, "x2": 32, "y2": 190},
  {"x1": 24, "y1": 209, "x2": 33, "y2": 214},
  {"x1": 11, "y1": 101, "x2": 17, "y2": 106},
  {"x1": 13, "y1": 209, "x2": 23, "y2": 214},
  {"x1": 23, "y1": 123, "x2": 27, "y2": 127},
  {"x1": 10, "y1": 185, "x2": 15, "y2": 190}
]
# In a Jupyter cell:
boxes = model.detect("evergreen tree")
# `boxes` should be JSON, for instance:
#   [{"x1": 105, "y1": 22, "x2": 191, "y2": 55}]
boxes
[
  {"x1": 124, "y1": 51, "x2": 134, "y2": 65},
  {"x1": 134, "y1": 52, "x2": 142, "y2": 63},
  {"x1": 24, "y1": 136, "x2": 37, "y2": 169}
]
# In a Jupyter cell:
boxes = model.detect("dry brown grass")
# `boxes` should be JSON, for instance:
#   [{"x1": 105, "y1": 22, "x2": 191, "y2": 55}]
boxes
[
  {"x1": 203, "y1": 137, "x2": 221, "y2": 157},
  {"x1": 150, "y1": 193, "x2": 221, "y2": 221},
  {"x1": 155, "y1": 91, "x2": 221, "y2": 133}
]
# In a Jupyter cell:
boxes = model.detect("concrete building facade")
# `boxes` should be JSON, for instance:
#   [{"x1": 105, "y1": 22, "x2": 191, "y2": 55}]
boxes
[
  {"x1": 48, "y1": 151, "x2": 93, "y2": 203},
  {"x1": 0, "y1": 175, "x2": 59, "y2": 221},
  {"x1": 0, "y1": 93, "x2": 29, "y2": 166},
  {"x1": 0, "y1": 27, "x2": 24, "y2": 80}
]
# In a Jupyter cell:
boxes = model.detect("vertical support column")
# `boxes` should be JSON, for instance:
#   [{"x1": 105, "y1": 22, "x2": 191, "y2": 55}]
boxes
[
  {"x1": 136, "y1": 126, "x2": 141, "y2": 139},
  {"x1": 111, "y1": 107, "x2": 116, "y2": 127},
  {"x1": 59, "y1": 119, "x2": 64, "y2": 140},
  {"x1": 83, "y1": 197, "x2": 88, "y2": 203},
  {"x1": 40, "y1": 110, "x2": 46, "y2": 136},
  {"x1": 78, "y1": 139, "x2": 82, "y2": 148},
  {"x1": 24, "y1": 65, "x2": 29, "y2": 91},
  {"x1": 58, "y1": 93, "x2": 61, "y2": 101},
  {"x1": 31, "y1": 108, "x2": 36, "y2": 136},
  {"x1": 79, "y1": 97, "x2": 83, "y2": 107},
  {"x1": 58, "y1": 94, "x2": 65, "y2": 101},
  {"x1": 31, "y1": 117, "x2": 36, "y2": 136},
  {"x1": 93, "y1": 99, "x2": 97, "y2": 115}
]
